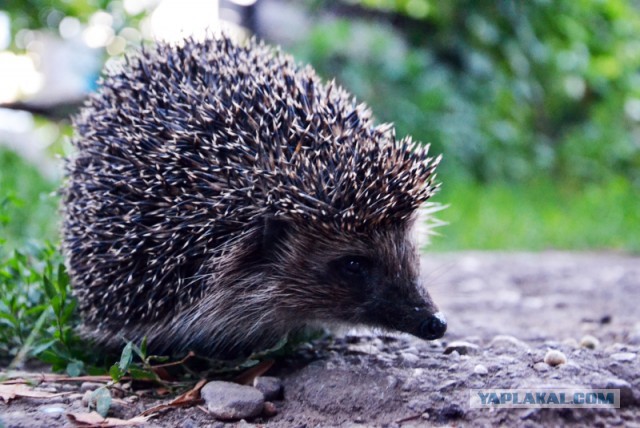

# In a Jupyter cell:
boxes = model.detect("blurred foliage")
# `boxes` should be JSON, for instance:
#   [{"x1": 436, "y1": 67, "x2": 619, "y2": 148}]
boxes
[
  {"x1": 1, "y1": 0, "x2": 110, "y2": 33},
  {"x1": 298, "y1": 0, "x2": 640, "y2": 186},
  {"x1": 430, "y1": 177, "x2": 640, "y2": 252},
  {"x1": 0, "y1": 0, "x2": 637, "y2": 256},
  {"x1": 0, "y1": 0, "x2": 140, "y2": 44},
  {"x1": 0, "y1": 148, "x2": 59, "y2": 248}
]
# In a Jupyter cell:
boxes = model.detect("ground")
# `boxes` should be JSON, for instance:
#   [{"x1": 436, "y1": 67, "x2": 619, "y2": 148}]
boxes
[{"x1": 2, "y1": 252, "x2": 639, "y2": 427}]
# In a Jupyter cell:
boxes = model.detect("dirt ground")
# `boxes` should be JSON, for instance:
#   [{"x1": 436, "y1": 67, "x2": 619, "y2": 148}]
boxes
[{"x1": 2, "y1": 251, "x2": 639, "y2": 427}]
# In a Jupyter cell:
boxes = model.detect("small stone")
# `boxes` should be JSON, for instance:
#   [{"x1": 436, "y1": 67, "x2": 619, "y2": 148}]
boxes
[
  {"x1": 520, "y1": 408, "x2": 539, "y2": 420},
  {"x1": 610, "y1": 352, "x2": 636, "y2": 362},
  {"x1": 80, "y1": 382, "x2": 105, "y2": 393},
  {"x1": 562, "y1": 338, "x2": 579, "y2": 348},
  {"x1": 401, "y1": 377, "x2": 420, "y2": 392},
  {"x1": 385, "y1": 375, "x2": 399, "y2": 389},
  {"x1": 263, "y1": 401, "x2": 278, "y2": 417},
  {"x1": 544, "y1": 349, "x2": 567, "y2": 366},
  {"x1": 436, "y1": 380, "x2": 459, "y2": 391},
  {"x1": 559, "y1": 362, "x2": 581, "y2": 374},
  {"x1": 201, "y1": 381, "x2": 264, "y2": 421},
  {"x1": 447, "y1": 350, "x2": 461, "y2": 360},
  {"x1": 473, "y1": 364, "x2": 488, "y2": 375},
  {"x1": 489, "y1": 335, "x2": 530, "y2": 352},
  {"x1": 533, "y1": 362, "x2": 549, "y2": 372},
  {"x1": 580, "y1": 335, "x2": 600, "y2": 350},
  {"x1": 438, "y1": 403, "x2": 464, "y2": 421},
  {"x1": 400, "y1": 352, "x2": 420, "y2": 364},
  {"x1": 604, "y1": 378, "x2": 637, "y2": 406},
  {"x1": 444, "y1": 341, "x2": 479, "y2": 355},
  {"x1": 408, "y1": 398, "x2": 430, "y2": 412},
  {"x1": 253, "y1": 377, "x2": 283, "y2": 401},
  {"x1": 38, "y1": 406, "x2": 66, "y2": 416},
  {"x1": 81, "y1": 390, "x2": 93, "y2": 407}
]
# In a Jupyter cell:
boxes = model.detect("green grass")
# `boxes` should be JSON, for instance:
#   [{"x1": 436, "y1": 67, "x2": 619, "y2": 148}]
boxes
[{"x1": 429, "y1": 176, "x2": 640, "y2": 252}]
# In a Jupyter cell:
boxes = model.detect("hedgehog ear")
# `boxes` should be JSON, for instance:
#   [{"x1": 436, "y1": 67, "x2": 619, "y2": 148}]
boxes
[{"x1": 261, "y1": 216, "x2": 290, "y2": 256}]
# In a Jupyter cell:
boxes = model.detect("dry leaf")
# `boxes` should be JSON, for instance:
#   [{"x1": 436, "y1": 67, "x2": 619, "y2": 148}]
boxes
[
  {"x1": 67, "y1": 411, "x2": 149, "y2": 427},
  {"x1": 0, "y1": 383, "x2": 68, "y2": 403},
  {"x1": 234, "y1": 359, "x2": 275, "y2": 385},
  {"x1": 139, "y1": 379, "x2": 207, "y2": 417}
]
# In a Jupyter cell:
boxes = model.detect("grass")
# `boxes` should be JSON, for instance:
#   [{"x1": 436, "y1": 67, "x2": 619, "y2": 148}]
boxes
[{"x1": 429, "y1": 176, "x2": 640, "y2": 252}]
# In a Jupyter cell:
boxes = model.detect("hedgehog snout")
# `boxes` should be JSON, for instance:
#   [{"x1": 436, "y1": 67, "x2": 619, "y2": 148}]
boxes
[{"x1": 417, "y1": 311, "x2": 447, "y2": 340}]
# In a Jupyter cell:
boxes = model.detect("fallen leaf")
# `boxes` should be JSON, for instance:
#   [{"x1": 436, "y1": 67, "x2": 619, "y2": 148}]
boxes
[
  {"x1": 234, "y1": 359, "x2": 275, "y2": 385},
  {"x1": 67, "y1": 411, "x2": 149, "y2": 427},
  {"x1": 0, "y1": 383, "x2": 68, "y2": 403},
  {"x1": 139, "y1": 378, "x2": 207, "y2": 417}
]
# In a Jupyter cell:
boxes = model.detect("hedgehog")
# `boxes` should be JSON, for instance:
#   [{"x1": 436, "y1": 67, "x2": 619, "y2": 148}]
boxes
[{"x1": 61, "y1": 35, "x2": 446, "y2": 359}]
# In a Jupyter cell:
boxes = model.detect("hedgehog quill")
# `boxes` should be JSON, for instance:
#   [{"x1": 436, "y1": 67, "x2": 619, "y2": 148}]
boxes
[{"x1": 62, "y1": 35, "x2": 446, "y2": 359}]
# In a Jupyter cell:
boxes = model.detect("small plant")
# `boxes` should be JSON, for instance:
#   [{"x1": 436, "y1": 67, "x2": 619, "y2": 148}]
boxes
[{"x1": 0, "y1": 241, "x2": 88, "y2": 372}]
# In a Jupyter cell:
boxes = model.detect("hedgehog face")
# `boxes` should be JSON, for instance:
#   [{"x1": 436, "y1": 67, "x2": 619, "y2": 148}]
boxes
[{"x1": 272, "y1": 222, "x2": 447, "y2": 341}]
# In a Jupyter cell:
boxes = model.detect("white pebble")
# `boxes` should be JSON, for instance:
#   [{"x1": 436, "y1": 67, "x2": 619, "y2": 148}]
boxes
[
  {"x1": 580, "y1": 335, "x2": 600, "y2": 349},
  {"x1": 610, "y1": 352, "x2": 636, "y2": 362},
  {"x1": 544, "y1": 349, "x2": 567, "y2": 366},
  {"x1": 473, "y1": 364, "x2": 488, "y2": 375}
]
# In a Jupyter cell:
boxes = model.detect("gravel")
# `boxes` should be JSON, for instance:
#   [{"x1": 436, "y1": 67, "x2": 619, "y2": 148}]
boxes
[{"x1": 1, "y1": 252, "x2": 639, "y2": 427}]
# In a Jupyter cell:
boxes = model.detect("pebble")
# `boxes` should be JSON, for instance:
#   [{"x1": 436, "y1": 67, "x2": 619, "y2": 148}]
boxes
[
  {"x1": 401, "y1": 377, "x2": 420, "y2": 392},
  {"x1": 263, "y1": 401, "x2": 278, "y2": 417},
  {"x1": 544, "y1": 349, "x2": 567, "y2": 366},
  {"x1": 436, "y1": 380, "x2": 460, "y2": 391},
  {"x1": 473, "y1": 364, "x2": 488, "y2": 375},
  {"x1": 559, "y1": 362, "x2": 581, "y2": 374},
  {"x1": 399, "y1": 352, "x2": 420, "y2": 364},
  {"x1": 80, "y1": 381, "x2": 106, "y2": 393},
  {"x1": 201, "y1": 381, "x2": 264, "y2": 421},
  {"x1": 444, "y1": 341, "x2": 479, "y2": 355},
  {"x1": 385, "y1": 375, "x2": 399, "y2": 389},
  {"x1": 489, "y1": 335, "x2": 530, "y2": 352},
  {"x1": 602, "y1": 378, "x2": 637, "y2": 406},
  {"x1": 253, "y1": 377, "x2": 283, "y2": 401},
  {"x1": 81, "y1": 390, "x2": 93, "y2": 407},
  {"x1": 532, "y1": 362, "x2": 548, "y2": 373},
  {"x1": 438, "y1": 403, "x2": 465, "y2": 421},
  {"x1": 579, "y1": 335, "x2": 600, "y2": 350},
  {"x1": 38, "y1": 406, "x2": 65, "y2": 417},
  {"x1": 610, "y1": 352, "x2": 636, "y2": 362},
  {"x1": 408, "y1": 397, "x2": 430, "y2": 412}
]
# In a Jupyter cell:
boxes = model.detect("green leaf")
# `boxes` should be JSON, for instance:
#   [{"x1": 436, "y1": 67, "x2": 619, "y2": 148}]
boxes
[
  {"x1": 60, "y1": 299, "x2": 77, "y2": 324},
  {"x1": 118, "y1": 342, "x2": 133, "y2": 373},
  {"x1": 42, "y1": 275, "x2": 56, "y2": 301},
  {"x1": 92, "y1": 387, "x2": 112, "y2": 418},
  {"x1": 66, "y1": 360, "x2": 84, "y2": 377},
  {"x1": 57, "y1": 263, "x2": 69, "y2": 289},
  {"x1": 129, "y1": 367, "x2": 157, "y2": 381},
  {"x1": 109, "y1": 363, "x2": 123, "y2": 382},
  {"x1": 30, "y1": 340, "x2": 56, "y2": 356}
]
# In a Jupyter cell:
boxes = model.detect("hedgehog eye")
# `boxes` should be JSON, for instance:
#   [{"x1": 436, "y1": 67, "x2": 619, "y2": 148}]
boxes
[
  {"x1": 338, "y1": 256, "x2": 371, "y2": 278},
  {"x1": 344, "y1": 259, "x2": 361, "y2": 274}
]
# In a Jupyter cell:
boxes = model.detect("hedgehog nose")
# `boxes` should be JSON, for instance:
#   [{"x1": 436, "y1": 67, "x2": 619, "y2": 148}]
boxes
[{"x1": 419, "y1": 312, "x2": 447, "y2": 340}]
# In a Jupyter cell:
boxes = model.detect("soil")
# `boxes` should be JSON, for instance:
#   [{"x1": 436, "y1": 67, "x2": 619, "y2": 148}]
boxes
[{"x1": 2, "y1": 251, "x2": 639, "y2": 427}]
